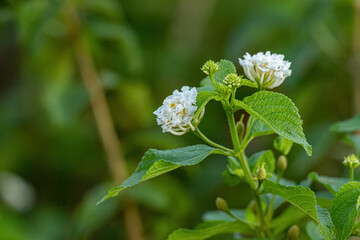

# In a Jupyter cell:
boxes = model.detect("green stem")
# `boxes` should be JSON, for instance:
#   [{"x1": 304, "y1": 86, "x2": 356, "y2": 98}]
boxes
[
  {"x1": 222, "y1": 100, "x2": 267, "y2": 236},
  {"x1": 350, "y1": 168, "x2": 354, "y2": 181},
  {"x1": 194, "y1": 128, "x2": 234, "y2": 153},
  {"x1": 240, "y1": 115, "x2": 255, "y2": 151}
]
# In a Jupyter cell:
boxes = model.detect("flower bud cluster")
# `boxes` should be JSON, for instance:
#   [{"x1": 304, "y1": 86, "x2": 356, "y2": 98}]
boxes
[
  {"x1": 343, "y1": 154, "x2": 360, "y2": 169},
  {"x1": 154, "y1": 86, "x2": 198, "y2": 135},
  {"x1": 239, "y1": 51, "x2": 291, "y2": 89},
  {"x1": 223, "y1": 73, "x2": 241, "y2": 88},
  {"x1": 201, "y1": 60, "x2": 219, "y2": 75}
]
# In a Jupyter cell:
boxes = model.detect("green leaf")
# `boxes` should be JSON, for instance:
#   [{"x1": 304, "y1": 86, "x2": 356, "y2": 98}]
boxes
[
  {"x1": 308, "y1": 172, "x2": 348, "y2": 195},
  {"x1": 248, "y1": 150, "x2": 276, "y2": 175},
  {"x1": 167, "y1": 221, "x2": 253, "y2": 240},
  {"x1": 98, "y1": 145, "x2": 220, "y2": 204},
  {"x1": 261, "y1": 180, "x2": 318, "y2": 222},
  {"x1": 306, "y1": 221, "x2": 323, "y2": 240},
  {"x1": 317, "y1": 206, "x2": 334, "y2": 240},
  {"x1": 195, "y1": 91, "x2": 221, "y2": 119},
  {"x1": 234, "y1": 91, "x2": 312, "y2": 156},
  {"x1": 270, "y1": 206, "x2": 307, "y2": 236},
  {"x1": 330, "y1": 113, "x2": 360, "y2": 132},
  {"x1": 273, "y1": 136, "x2": 293, "y2": 155},
  {"x1": 202, "y1": 209, "x2": 246, "y2": 222},
  {"x1": 241, "y1": 79, "x2": 258, "y2": 88},
  {"x1": 222, "y1": 157, "x2": 242, "y2": 187},
  {"x1": 344, "y1": 134, "x2": 360, "y2": 154},
  {"x1": 248, "y1": 117, "x2": 274, "y2": 140},
  {"x1": 330, "y1": 181, "x2": 360, "y2": 240}
]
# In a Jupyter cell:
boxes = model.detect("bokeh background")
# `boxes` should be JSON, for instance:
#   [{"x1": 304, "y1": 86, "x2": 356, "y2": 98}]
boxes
[{"x1": 0, "y1": 0, "x2": 359, "y2": 239}]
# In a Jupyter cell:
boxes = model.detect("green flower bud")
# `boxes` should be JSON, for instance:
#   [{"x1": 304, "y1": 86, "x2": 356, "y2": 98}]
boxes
[
  {"x1": 236, "y1": 118, "x2": 245, "y2": 141},
  {"x1": 201, "y1": 60, "x2": 219, "y2": 75},
  {"x1": 287, "y1": 225, "x2": 300, "y2": 240},
  {"x1": 257, "y1": 163, "x2": 267, "y2": 182},
  {"x1": 223, "y1": 73, "x2": 241, "y2": 88},
  {"x1": 343, "y1": 154, "x2": 359, "y2": 169},
  {"x1": 277, "y1": 155, "x2": 288, "y2": 172},
  {"x1": 249, "y1": 200, "x2": 257, "y2": 215},
  {"x1": 216, "y1": 197, "x2": 229, "y2": 212}
]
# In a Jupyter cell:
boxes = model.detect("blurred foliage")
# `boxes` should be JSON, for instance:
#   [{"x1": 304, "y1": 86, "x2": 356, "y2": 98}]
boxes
[{"x1": 0, "y1": 0, "x2": 358, "y2": 239}]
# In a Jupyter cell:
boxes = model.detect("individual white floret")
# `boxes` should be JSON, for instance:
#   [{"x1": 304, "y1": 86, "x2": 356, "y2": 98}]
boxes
[
  {"x1": 239, "y1": 51, "x2": 292, "y2": 89},
  {"x1": 154, "y1": 86, "x2": 198, "y2": 135}
]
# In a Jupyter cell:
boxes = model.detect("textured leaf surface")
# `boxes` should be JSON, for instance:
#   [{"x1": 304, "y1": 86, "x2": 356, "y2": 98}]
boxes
[
  {"x1": 273, "y1": 136, "x2": 293, "y2": 155},
  {"x1": 262, "y1": 180, "x2": 318, "y2": 221},
  {"x1": 330, "y1": 181, "x2": 360, "y2": 240},
  {"x1": 167, "y1": 221, "x2": 253, "y2": 240},
  {"x1": 99, "y1": 145, "x2": 219, "y2": 204},
  {"x1": 330, "y1": 113, "x2": 360, "y2": 132},
  {"x1": 317, "y1": 205, "x2": 334, "y2": 240},
  {"x1": 248, "y1": 117, "x2": 274, "y2": 139},
  {"x1": 308, "y1": 172, "x2": 348, "y2": 195},
  {"x1": 234, "y1": 91, "x2": 312, "y2": 155}
]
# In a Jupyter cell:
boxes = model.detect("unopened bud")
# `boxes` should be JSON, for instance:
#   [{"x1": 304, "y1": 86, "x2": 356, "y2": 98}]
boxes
[
  {"x1": 223, "y1": 73, "x2": 241, "y2": 88},
  {"x1": 277, "y1": 155, "x2": 288, "y2": 172},
  {"x1": 257, "y1": 163, "x2": 267, "y2": 182},
  {"x1": 201, "y1": 60, "x2": 219, "y2": 75},
  {"x1": 236, "y1": 118, "x2": 245, "y2": 141},
  {"x1": 287, "y1": 225, "x2": 299, "y2": 240},
  {"x1": 249, "y1": 200, "x2": 257, "y2": 215},
  {"x1": 343, "y1": 154, "x2": 359, "y2": 169},
  {"x1": 216, "y1": 197, "x2": 229, "y2": 212}
]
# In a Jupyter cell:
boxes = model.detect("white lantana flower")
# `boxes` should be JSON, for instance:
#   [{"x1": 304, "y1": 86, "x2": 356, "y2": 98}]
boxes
[
  {"x1": 239, "y1": 51, "x2": 292, "y2": 89},
  {"x1": 154, "y1": 86, "x2": 199, "y2": 135}
]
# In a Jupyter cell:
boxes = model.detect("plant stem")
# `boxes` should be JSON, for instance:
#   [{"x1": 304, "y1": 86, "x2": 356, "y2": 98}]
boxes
[
  {"x1": 222, "y1": 101, "x2": 267, "y2": 236},
  {"x1": 350, "y1": 168, "x2": 354, "y2": 181},
  {"x1": 194, "y1": 128, "x2": 234, "y2": 153},
  {"x1": 266, "y1": 173, "x2": 282, "y2": 223}
]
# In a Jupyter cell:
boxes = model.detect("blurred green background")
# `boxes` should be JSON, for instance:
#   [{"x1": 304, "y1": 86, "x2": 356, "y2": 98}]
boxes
[{"x1": 0, "y1": 0, "x2": 359, "y2": 239}]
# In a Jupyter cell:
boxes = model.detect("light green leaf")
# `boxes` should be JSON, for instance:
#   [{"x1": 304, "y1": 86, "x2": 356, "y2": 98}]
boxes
[
  {"x1": 241, "y1": 79, "x2": 258, "y2": 88},
  {"x1": 306, "y1": 221, "x2": 323, "y2": 240},
  {"x1": 330, "y1": 181, "x2": 360, "y2": 240},
  {"x1": 195, "y1": 91, "x2": 221, "y2": 119},
  {"x1": 330, "y1": 113, "x2": 360, "y2": 132},
  {"x1": 234, "y1": 91, "x2": 312, "y2": 156},
  {"x1": 167, "y1": 221, "x2": 253, "y2": 240},
  {"x1": 308, "y1": 172, "x2": 348, "y2": 195},
  {"x1": 317, "y1": 206, "x2": 334, "y2": 240},
  {"x1": 202, "y1": 209, "x2": 246, "y2": 222},
  {"x1": 270, "y1": 206, "x2": 307, "y2": 236},
  {"x1": 261, "y1": 180, "x2": 318, "y2": 222},
  {"x1": 98, "y1": 145, "x2": 221, "y2": 204},
  {"x1": 248, "y1": 150, "x2": 276, "y2": 175},
  {"x1": 273, "y1": 136, "x2": 294, "y2": 155},
  {"x1": 248, "y1": 117, "x2": 274, "y2": 140}
]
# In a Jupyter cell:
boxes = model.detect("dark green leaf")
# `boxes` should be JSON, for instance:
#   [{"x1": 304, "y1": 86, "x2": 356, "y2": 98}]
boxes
[
  {"x1": 248, "y1": 150, "x2": 276, "y2": 175},
  {"x1": 308, "y1": 172, "x2": 348, "y2": 195},
  {"x1": 99, "y1": 145, "x2": 221, "y2": 204},
  {"x1": 234, "y1": 91, "x2": 312, "y2": 156},
  {"x1": 330, "y1": 181, "x2": 360, "y2": 240}
]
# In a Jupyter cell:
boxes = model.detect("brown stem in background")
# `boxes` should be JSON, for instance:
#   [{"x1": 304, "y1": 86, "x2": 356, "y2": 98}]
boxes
[
  {"x1": 353, "y1": 0, "x2": 360, "y2": 114},
  {"x1": 64, "y1": 4, "x2": 145, "y2": 240}
]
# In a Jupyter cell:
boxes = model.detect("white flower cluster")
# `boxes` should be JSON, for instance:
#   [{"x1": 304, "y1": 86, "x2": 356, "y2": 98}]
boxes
[
  {"x1": 154, "y1": 86, "x2": 198, "y2": 135},
  {"x1": 239, "y1": 51, "x2": 291, "y2": 89}
]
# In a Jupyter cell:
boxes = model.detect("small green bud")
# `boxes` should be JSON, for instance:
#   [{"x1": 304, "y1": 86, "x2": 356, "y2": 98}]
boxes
[
  {"x1": 256, "y1": 163, "x2": 267, "y2": 182},
  {"x1": 236, "y1": 119, "x2": 245, "y2": 141},
  {"x1": 287, "y1": 225, "x2": 300, "y2": 240},
  {"x1": 249, "y1": 200, "x2": 257, "y2": 215},
  {"x1": 343, "y1": 154, "x2": 359, "y2": 169},
  {"x1": 216, "y1": 197, "x2": 229, "y2": 212},
  {"x1": 277, "y1": 155, "x2": 288, "y2": 172},
  {"x1": 201, "y1": 60, "x2": 219, "y2": 75},
  {"x1": 233, "y1": 168, "x2": 244, "y2": 178},
  {"x1": 223, "y1": 73, "x2": 241, "y2": 88}
]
